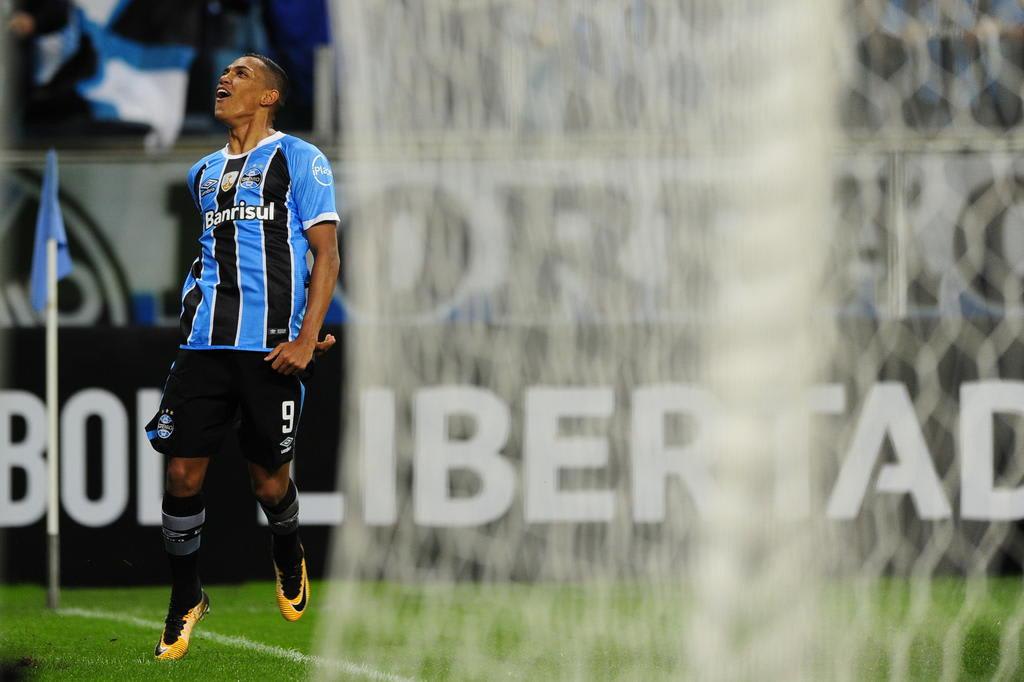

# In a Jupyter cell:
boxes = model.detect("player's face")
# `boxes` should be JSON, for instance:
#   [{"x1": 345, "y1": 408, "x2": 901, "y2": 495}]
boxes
[{"x1": 214, "y1": 57, "x2": 276, "y2": 123}]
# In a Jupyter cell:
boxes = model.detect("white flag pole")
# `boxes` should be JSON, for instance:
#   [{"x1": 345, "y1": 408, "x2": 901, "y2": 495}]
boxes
[{"x1": 46, "y1": 237, "x2": 60, "y2": 610}]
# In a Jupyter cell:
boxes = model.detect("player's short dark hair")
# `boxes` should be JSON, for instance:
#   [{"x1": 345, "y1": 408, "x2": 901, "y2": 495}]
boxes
[{"x1": 244, "y1": 52, "x2": 289, "y2": 112}]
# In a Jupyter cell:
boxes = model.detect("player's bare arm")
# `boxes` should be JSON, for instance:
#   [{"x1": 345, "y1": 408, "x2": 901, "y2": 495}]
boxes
[{"x1": 264, "y1": 222, "x2": 340, "y2": 375}]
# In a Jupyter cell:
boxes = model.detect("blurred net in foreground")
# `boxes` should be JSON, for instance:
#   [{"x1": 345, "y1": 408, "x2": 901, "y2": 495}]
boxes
[
  {"x1": 317, "y1": 0, "x2": 1024, "y2": 679},
  {"x1": 317, "y1": 1, "x2": 835, "y2": 679}
]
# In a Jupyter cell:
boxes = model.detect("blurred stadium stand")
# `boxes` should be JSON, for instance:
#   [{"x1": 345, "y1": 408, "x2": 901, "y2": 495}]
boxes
[
  {"x1": 5, "y1": 0, "x2": 332, "y2": 150},
  {"x1": 7, "y1": 1, "x2": 1024, "y2": 147}
]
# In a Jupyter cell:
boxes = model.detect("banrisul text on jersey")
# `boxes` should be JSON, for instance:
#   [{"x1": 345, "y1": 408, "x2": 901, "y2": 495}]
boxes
[{"x1": 204, "y1": 202, "x2": 276, "y2": 230}]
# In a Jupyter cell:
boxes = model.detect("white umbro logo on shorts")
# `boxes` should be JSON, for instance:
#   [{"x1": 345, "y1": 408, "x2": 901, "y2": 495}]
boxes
[{"x1": 280, "y1": 436, "x2": 294, "y2": 453}]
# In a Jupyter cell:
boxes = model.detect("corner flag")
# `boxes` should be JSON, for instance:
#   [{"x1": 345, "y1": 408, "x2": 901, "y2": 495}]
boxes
[
  {"x1": 30, "y1": 149, "x2": 72, "y2": 609},
  {"x1": 30, "y1": 149, "x2": 72, "y2": 312}
]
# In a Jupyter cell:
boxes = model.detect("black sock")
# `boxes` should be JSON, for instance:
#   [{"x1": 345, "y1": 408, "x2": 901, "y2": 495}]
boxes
[
  {"x1": 162, "y1": 493, "x2": 204, "y2": 610},
  {"x1": 259, "y1": 480, "x2": 302, "y2": 567}
]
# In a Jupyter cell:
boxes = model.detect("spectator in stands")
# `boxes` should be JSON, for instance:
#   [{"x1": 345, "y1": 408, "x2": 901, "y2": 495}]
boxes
[
  {"x1": 5, "y1": 0, "x2": 70, "y2": 137},
  {"x1": 845, "y1": 0, "x2": 900, "y2": 130},
  {"x1": 259, "y1": 0, "x2": 331, "y2": 130},
  {"x1": 186, "y1": 0, "x2": 329, "y2": 134},
  {"x1": 971, "y1": 0, "x2": 1024, "y2": 128},
  {"x1": 878, "y1": 0, "x2": 978, "y2": 129},
  {"x1": 7, "y1": 1, "x2": 68, "y2": 39},
  {"x1": 875, "y1": 0, "x2": 1024, "y2": 130}
]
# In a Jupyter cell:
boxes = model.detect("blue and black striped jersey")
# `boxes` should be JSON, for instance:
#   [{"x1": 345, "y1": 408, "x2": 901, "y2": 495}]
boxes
[{"x1": 178, "y1": 131, "x2": 339, "y2": 352}]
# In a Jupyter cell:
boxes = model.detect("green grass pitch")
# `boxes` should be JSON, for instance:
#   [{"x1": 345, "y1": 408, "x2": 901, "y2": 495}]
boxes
[{"x1": 1, "y1": 579, "x2": 1023, "y2": 680}]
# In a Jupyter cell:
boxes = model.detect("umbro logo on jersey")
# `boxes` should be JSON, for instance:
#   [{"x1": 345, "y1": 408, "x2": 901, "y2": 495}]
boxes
[
  {"x1": 204, "y1": 201, "x2": 276, "y2": 230},
  {"x1": 199, "y1": 178, "x2": 218, "y2": 197}
]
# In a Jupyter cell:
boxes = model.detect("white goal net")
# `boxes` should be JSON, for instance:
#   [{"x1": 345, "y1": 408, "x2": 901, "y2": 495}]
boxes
[{"x1": 316, "y1": 0, "x2": 1024, "y2": 679}]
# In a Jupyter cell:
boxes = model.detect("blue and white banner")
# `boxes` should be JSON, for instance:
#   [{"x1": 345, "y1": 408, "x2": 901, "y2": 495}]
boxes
[{"x1": 38, "y1": 0, "x2": 199, "y2": 148}]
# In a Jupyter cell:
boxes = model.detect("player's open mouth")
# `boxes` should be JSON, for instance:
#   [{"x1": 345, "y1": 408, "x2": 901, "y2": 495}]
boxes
[{"x1": 216, "y1": 87, "x2": 231, "y2": 100}]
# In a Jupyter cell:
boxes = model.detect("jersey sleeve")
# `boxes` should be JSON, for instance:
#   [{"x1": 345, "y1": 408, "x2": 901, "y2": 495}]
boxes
[
  {"x1": 287, "y1": 142, "x2": 340, "y2": 230},
  {"x1": 186, "y1": 162, "x2": 203, "y2": 213}
]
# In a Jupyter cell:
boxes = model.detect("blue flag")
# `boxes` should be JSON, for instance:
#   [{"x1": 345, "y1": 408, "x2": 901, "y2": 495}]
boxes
[{"x1": 29, "y1": 149, "x2": 73, "y2": 312}]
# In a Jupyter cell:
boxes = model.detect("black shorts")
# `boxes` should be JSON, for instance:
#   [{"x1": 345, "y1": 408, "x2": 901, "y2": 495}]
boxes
[{"x1": 146, "y1": 349, "x2": 308, "y2": 470}]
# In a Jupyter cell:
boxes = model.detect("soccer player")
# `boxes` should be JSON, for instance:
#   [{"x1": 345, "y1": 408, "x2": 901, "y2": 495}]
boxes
[{"x1": 144, "y1": 53, "x2": 340, "y2": 661}]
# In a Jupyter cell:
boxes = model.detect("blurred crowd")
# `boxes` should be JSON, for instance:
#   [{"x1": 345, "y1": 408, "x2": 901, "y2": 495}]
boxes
[
  {"x1": 849, "y1": 0, "x2": 1024, "y2": 131},
  {"x1": 4, "y1": 0, "x2": 330, "y2": 148},
  {"x1": 7, "y1": 0, "x2": 1024, "y2": 147}
]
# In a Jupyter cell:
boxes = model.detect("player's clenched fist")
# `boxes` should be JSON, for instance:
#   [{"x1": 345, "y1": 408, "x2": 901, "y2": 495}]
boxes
[{"x1": 264, "y1": 334, "x2": 335, "y2": 375}]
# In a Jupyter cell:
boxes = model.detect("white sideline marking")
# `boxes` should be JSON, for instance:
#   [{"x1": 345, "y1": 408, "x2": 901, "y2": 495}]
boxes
[{"x1": 59, "y1": 607, "x2": 415, "y2": 682}]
